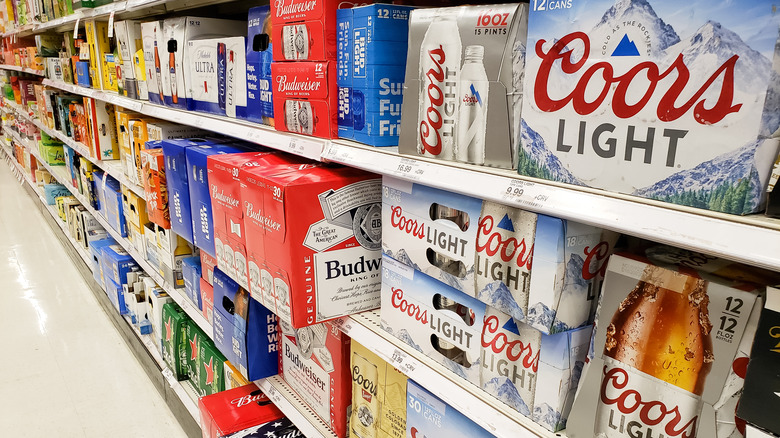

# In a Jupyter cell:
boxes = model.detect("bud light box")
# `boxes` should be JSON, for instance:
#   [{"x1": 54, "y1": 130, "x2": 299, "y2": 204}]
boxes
[
  {"x1": 182, "y1": 256, "x2": 202, "y2": 309},
  {"x1": 279, "y1": 320, "x2": 351, "y2": 438},
  {"x1": 399, "y1": 3, "x2": 529, "y2": 169},
  {"x1": 245, "y1": 6, "x2": 274, "y2": 126},
  {"x1": 199, "y1": 383, "x2": 286, "y2": 438},
  {"x1": 406, "y1": 379, "x2": 493, "y2": 438},
  {"x1": 240, "y1": 163, "x2": 382, "y2": 328},
  {"x1": 520, "y1": 0, "x2": 780, "y2": 215},
  {"x1": 270, "y1": 0, "x2": 338, "y2": 61},
  {"x1": 567, "y1": 253, "x2": 762, "y2": 438},
  {"x1": 380, "y1": 254, "x2": 487, "y2": 385},
  {"x1": 212, "y1": 268, "x2": 279, "y2": 381},
  {"x1": 337, "y1": 9, "x2": 353, "y2": 139},
  {"x1": 271, "y1": 61, "x2": 338, "y2": 138}
]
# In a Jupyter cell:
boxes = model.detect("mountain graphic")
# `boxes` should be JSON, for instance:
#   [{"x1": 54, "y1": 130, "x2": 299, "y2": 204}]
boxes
[
  {"x1": 478, "y1": 280, "x2": 525, "y2": 321},
  {"x1": 502, "y1": 316, "x2": 521, "y2": 336},
  {"x1": 518, "y1": 119, "x2": 585, "y2": 187},
  {"x1": 482, "y1": 377, "x2": 531, "y2": 416},
  {"x1": 611, "y1": 34, "x2": 640, "y2": 56},
  {"x1": 592, "y1": 0, "x2": 680, "y2": 54},
  {"x1": 497, "y1": 214, "x2": 515, "y2": 232}
]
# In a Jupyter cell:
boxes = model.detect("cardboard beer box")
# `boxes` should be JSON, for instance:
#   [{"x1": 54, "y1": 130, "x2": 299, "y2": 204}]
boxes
[
  {"x1": 279, "y1": 320, "x2": 351, "y2": 438},
  {"x1": 270, "y1": 0, "x2": 338, "y2": 61},
  {"x1": 350, "y1": 340, "x2": 409, "y2": 438},
  {"x1": 380, "y1": 254, "x2": 486, "y2": 385},
  {"x1": 83, "y1": 97, "x2": 118, "y2": 160},
  {"x1": 201, "y1": 277, "x2": 214, "y2": 325},
  {"x1": 520, "y1": 0, "x2": 780, "y2": 215},
  {"x1": 146, "y1": 282, "x2": 174, "y2": 353},
  {"x1": 201, "y1": 251, "x2": 218, "y2": 285},
  {"x1": 198, "y1": 383, "x2": 290, "y2": 438},
  {"x1": 185, "y1": 319, "x2": 206, "y2": 394},
  {"x1": 199, "y1": 338, "x2": 228, "y2": 396},
  {"x1": 184, "y1": 38, "x2": 224, "y2": 115},
  {"x1": 406, "y1": 380, "x2": 494, "y2": 438},
  {"x1": 140, "y1": 144, "x2": 170, "y2": 229},
  {"x1": 212, "y1": 267, "x2": 279, "y2": 381},
  {"x1": 567, "y1": 253, "x2": 762, "y2": 438},
  {"x1": 182, "y1": 255, "x2": 202, "y2": 310},
  {"x1": 113, "y1": 20, "x2": 147, "y2": 100},
  {"x1": 105, "y1": 277, "x2": 128, "y2": 315},
  {"x1": 336, "y1": 8, "x2": 353, "y2": 139},
  {"x1": 244, "y1": 6, "x2": 274, "y2": 126},
  {"x1": 399, "y1": 3, "x2": 529, "y2": 169},
  {"x1": 84, "y1": 20, "x2": 116, "y2": 92},
  {"x1": 100, "y1": 243, "x2": 140, "y2": 286},
  {"x1": 240, "y1": 161, "x2": 382, "y2": 327},
  {"x1": 224, "y1": 360, "x2": 250, "y2": 391},
  {"x1": 156, "y1": 226, "x2": 196, "y2": 289},
  {"x1": 131, "y1": 119, "x2": 206, "y2": 187},
  {"x1": 114, "y1": 108, "x2": 141, "y2": 181},
  {"x1": 271, "y1": 61, "x2": 338, "y2": 139},
  {"x1": 161, "y1": 302, "x2": 190, "y2": 381},
  {"x1": 90, "y1": 238, "x2": 115, "y2": 288},
  {"x1": 140, "y1": 21, "x2": 164, "y2": 105}
]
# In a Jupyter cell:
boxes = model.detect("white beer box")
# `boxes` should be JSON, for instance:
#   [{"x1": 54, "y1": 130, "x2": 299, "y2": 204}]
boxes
[
  {"x1": 567, "y1": 253, "x2": 761, "y2": 438},
  {"x1": 380, "y1": 254, "x2": 486, "y2": 385},
  {"x1": 398, "y1": 3, "x2": 529, "y2": 169},
  {"x1": 520, "y1": 0, "x2": 780, "y2": 215}
]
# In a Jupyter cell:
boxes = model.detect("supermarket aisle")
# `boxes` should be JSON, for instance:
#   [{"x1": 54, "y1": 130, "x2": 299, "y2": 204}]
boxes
[{"x1": 0, "y1": 163, "x2": 188, "y2": 437}]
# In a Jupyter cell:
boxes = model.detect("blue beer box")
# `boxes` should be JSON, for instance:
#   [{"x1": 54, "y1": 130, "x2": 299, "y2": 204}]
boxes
[
  {"x1": 354, "y1": 111, "x2": 402, "y2": 146},
  {"x1": 101, "y1": 174, "x2": 127, "y2": 237},
  {"x1": 337, "y1": 8, "x2": 354, "y2": 139},
  {"x1": 352, "y1": 4, "x2": 414, "y2": 42},
  {"x1": 75, "y1": 61, "x2": 91, "y2": 88},
  {"x1": 182, "y1": 256, "x2": 202, "y2": 309},
  {"x1": 245, "y1": 6, "x2": 274, "y2": 125},
  {"x1": 89, "y1": 238, "x2": 116, "y2": 288},
  {"x1": 406, "y1": 380, "x2": 494, "y2": 438},
  {"x1": 352, "y1": 64, "x2": 405, "y2": 90},
  {"x1": 353, "y1": 28, "x2": 408, "y2": 67},
  {"x1": 44, "y1": 183, "x2": 71, "y2": 205},
  {"x1": 212, "y1": 268, "x2": 278, "y2": 381},
  {"x1": 105, "y1": 277, "x2": 128, "y2": 315},
  {"x1": 100, "y1": 243, "x2": 140, "y2": 285}
]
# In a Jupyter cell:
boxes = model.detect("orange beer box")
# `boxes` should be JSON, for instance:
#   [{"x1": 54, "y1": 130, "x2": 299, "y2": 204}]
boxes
[{"x1": 567, "y1": 252, "x2": 762, "y2": 438}]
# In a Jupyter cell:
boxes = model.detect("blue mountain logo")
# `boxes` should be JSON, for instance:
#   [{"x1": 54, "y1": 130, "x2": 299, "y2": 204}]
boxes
[
  {"x1": 502, "y1": 317, "x2": 521, "y2": 335},
  {"x1": 611, "y1": 34, "x2": 640, "y2": 56},
  {"x1": 470, "y1": 84, "x2": 483, "y2": 106},
  {"x1": 497, "y1": 214, "x2": 515, "y2": 232}
]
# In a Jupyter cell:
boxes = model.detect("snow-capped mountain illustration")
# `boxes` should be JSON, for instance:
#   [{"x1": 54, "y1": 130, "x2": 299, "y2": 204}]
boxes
[
  {"x1": 385, "y1": 248, "x2": 421, "y2": 272},
  {"x1": 441, "y1": 355, "x2": 469, "y2": 380},
  {"x1": 591, "y1": 0, "x2": 680, "y2": 54},
  {"x1": 395, "y1": 329, "x2": 423, "y2": 353},
  {"x1": 512, "y1": 39, "x2": 527, "y2": 157},
  {"x1": 564, "y1": 253, "x2": 588, "y2": 290},
  {"x1": 571, "y1": 360, "x2": 585, "y2": 390},
  {"x1": 478, "y1": 281, "x2": 525, "y2": 321},
  {"x1": 760, "y1": 40, "x2": 780, "y2": 136},
  {"x1": 533, "y1": 403, "x2": 563, "y2": 432},
  {"x1": 527, "y1": 302, "x2": 569, "y2": 333},
  {"x1": 519, "y1": 120, "x2": 585, "y2": 186},
  {"x1": 432, "y1": 264, "x2": 473, "y2": 292},
  {"x1": 482, "y1": 377, "x2": 531, "y2": 416}
]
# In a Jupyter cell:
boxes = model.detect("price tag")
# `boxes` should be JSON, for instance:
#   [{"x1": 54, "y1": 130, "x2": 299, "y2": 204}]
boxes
[
  {"x1": 107, "y1": 11, "x2": 115, "y2": 37},
  {"x1": 389, "y1": 348, "x2": 416, "y2": 375},
  {"x1": 501, "y1": 179, "x2": 550, "y2": 209},
  {"x1": 73, "y1": 17, "x2": 80, "y2": 39},
  {"x1": 162, "y1": 367, "x2": 174, "y2": 382},
  {"x1": 266, "y1": 386, "x2": 283, "y2": 405},
  {"x1": 334, "y1": 317, "x2": 353, "y2": 333},
  {"x1": 393, "y1": 157, "x2": 426, "y2": 181}
]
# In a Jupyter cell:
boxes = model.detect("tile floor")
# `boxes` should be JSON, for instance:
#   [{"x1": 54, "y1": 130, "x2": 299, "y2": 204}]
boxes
[{"x1": 0, "y1": 161, "x2": 188, "y2": 437}]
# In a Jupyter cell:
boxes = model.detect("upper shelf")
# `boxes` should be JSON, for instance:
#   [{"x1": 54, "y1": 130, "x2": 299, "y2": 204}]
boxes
[{"x1": 0, "y1": 64, "x2": 45, "y2": 76}]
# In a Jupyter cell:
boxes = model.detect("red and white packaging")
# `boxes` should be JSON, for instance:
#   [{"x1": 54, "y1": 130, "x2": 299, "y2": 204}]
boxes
[
  {"x1": 271, "y1": 0, "x2": 339, "y2": 61},
  {"x1": 271, "y1": 61, "x2": 338, "y2": 139},
  {"x1": 198, "y1": 382, "x2": 285, "y2": 438},
  {"x1": 200, "y1": 277, "x2": 214, "y2": 325},
  {"x1": 279, "y1": 320, "x2": 351, "y2": 438},
  {"x1": 207, "y1": 151, "x2": 274, "y2": 288},
  {"x1": 240, "y1": 162, "x2": 382, "y2": 328},
  {"x1": 200, "y1": 251, "x2": 218, "y2": 286},
  {"x1": 567, "y1": 253, "x2": 762, "y2": 438}
]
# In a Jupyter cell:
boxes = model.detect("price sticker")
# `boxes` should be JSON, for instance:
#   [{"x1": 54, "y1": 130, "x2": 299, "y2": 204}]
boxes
[
  {"x1": 107, "y1": 11, "x2": 115, "y2": 37},
  {"x1": 162, "y1": 367, "x2": 174, "y2": 381},
  {"x1": 266, "y1": 386, "x2": 283, "y2": 405},
  {"x1": 389, "y1": 348, "x2": 416, "y2": 375},
  {"x1": 333, "y1": 317, "x2": 353, "y2": 333},
  {"x1": 393, "y1": 158, "x2": 426, "y2": 181}
]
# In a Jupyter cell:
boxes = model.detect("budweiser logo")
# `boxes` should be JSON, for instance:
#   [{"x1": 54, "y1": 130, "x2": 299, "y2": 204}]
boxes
[
  {"x1": 391, "y1": 287, "x2": 428, "y2": 324},
  {"x1": 534, "y1": 32, "x2": 741, "y2": 125},
  {"x1": 481, "y1": 315, "x2": 538, "y2": 372},
  {"x1": 245, "y1": 201, "x2": 263, "y2": 222},
  {"x1": 419, "y1": 46, "x2": 457, "y2": 155},
  {"x1": 276, "y1": 75, "x2": 322, "y2": 93},
  {"x1": 231, "y1": 393, "x2": 267, "y2": 408},
  {"x1": 390, "y1": 205, "x2": 425, "y2": 239},
  {"x1": 211, "y1": 186, "x2": 240, "y2": 207},
  {"x1": 476, "y1": 215, "x2": 533, "y2": 270},
  {"x1": 581, "y1": 241, "x2": 611, "y2": 281},
  {"x1": 274, "y1": 0, "x2": 317, "y2": 17}
]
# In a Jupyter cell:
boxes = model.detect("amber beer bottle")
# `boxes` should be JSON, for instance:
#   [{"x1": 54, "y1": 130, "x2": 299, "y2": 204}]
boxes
[{"x1": 595, "y1": 265, "x2": 714, "y2": 438}]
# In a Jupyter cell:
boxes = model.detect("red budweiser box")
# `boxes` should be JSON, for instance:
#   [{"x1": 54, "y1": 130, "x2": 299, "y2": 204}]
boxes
[
  {"x1": 279, "y1": 320, "x2": 351, "y2": 437},
  {"x1": 207, "y1": 151, "x2": 274, "y2": 289},
  {"x1": 200, "y1": 277, "x2": 214, "y2": 325},
  {"x1": 201, "y1": 250, "x2": 218, "y2": 286},
  {"x1": 240, "y1": 162, "x2": 382, "y2": 328},
  {"x1": 271, "y1": 0, "x2": 339, "y2": 61},
  {"x1": 520, "y1": 0, "x2": 780, "y2": 215},
  {"x1": 271, "y1": 61, "x2": 338, "y2": 139},
  {"x1": 198, "y1": 382, "x2": 290, "y2": 438},
  {"x1": 382, "y1": 176, "x2": 618, "y2": 334},
  {"x1": 567, "y1": 253, "x2": 762, "y2": 438}
]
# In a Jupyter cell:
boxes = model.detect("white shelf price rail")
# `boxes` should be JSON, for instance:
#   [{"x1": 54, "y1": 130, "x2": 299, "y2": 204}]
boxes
[
  {"x1": 255, "y1": 376, "x2": 339, "y2": 438},
  {"x1": 0, "y1": 64, "x2": 46, "y2": 75}
]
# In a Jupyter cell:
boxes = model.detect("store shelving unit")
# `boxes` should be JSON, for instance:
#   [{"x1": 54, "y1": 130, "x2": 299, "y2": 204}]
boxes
[{"x1": 0, "y1": 64, "x2": 45, "y2": 75}]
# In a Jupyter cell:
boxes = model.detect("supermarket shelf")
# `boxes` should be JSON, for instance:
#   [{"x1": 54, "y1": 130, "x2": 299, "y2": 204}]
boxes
[
  {"x1": 336, "y1": 311, "x2": 558, "y2": 438},
  {"x1": 255, "y1": 376, "x2": 339, "y2": 438},
  {"x1": 3, "y1": 98, "x2": 34, "y2": 120},
  {"x1": 0, "y1": 64, "x2": 46, "y2": 76}
]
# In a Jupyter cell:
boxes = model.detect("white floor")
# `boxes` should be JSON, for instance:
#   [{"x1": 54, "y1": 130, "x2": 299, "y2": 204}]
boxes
[{"x1": 0, "y1": 161, "x2": 188, "y2": 437}]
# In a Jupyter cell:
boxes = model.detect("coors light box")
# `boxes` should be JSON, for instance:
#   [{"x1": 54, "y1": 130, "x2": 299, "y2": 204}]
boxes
[{"x1": 520, "y1": 0, "x2": 780, "y2": 215}]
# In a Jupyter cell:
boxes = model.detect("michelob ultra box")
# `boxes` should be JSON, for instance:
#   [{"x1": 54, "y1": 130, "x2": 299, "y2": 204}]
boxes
[
  {"x1": 399, "y1": 3, "x2": 529, "y2": 169},
  {"x1": 240, "y1": 162, "x2": 382, "y2": 328},
  {"x1": 271, "y1": 0, "x2": 338, "y2": 61},
  {"x1": 567, "y1": 253, "x2": 762, "y2": 438},
  {"x1": 350, "y1": 340, "x2": 408, "y2": 438},
  {"x1": 406, "y1": 380, "x2": 494, "y2": 438},
  {"x1": 245, "y1": 6, "x2": 275, "y2": 126},
  {"x1": 382, "y1": 176, "x2": 616, "y2": 334},
  {"x1": 271, "y1": 61, "x2": 338, "y2": 139},
  {"x1": 380, "y1": 254, "x2": 486, "y2": 385},
  {"x1": 279, "y1": 320, "x2": 351, "y2": 437},
  {"x1": 520, "y1": 0, "x2": 780, "y2": 215},
  {"x1": 140, "y1": 20, "x2": 164, "y2": 105}
]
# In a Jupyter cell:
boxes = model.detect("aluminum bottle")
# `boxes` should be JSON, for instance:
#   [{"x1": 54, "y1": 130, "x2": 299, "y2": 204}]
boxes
[{"x1": 456, "y1": 45, "x2": 488, "y2": 165}]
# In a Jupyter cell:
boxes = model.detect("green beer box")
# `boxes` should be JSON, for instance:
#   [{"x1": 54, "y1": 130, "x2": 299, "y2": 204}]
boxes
[
  {"x1": 185, "y1": 320, "x2": 207, "y2": 394},
  {"x1": 199, "y1": 340, "x2": 227, "y2": 397},
  {"x1": 161, "y1": 303, "x2": 189, "y2": 381}
]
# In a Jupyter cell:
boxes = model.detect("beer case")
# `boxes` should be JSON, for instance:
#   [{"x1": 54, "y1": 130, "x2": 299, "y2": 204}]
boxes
[
  {"x1": 146, "y1": 282, "x2": 173, "y2": 353},
  {"x1": 185, "y1": 319, "x2": 207, "y2": 394},
  {"x1": 84, "y1": 20, "x2": 116, "y2": 91},
  {"x1": 198, "y1": 383, "x2": 287, "y2": 438},
  {"x1": 83, "y1": 97, "x2": 118, "y2": 160},
  {"x1": 184, "y1": 37, "x2": 223, "y2": 115},
  {"x1": 244, "y1": 6, "x2": 275, "y2": 126},
  {"x1": 380, "y1": 254, "x2": 486, "y2": 385},
  {"x1": 140, "y1": 145, "x2": 170, "y2": 229},
  {"x1": 201, "y1": 250, "x2": 218, "y2": 285},
  {"x1": 567, "y1": 253, "x2": 763, "y2": 438},
  {"x1": 271, "y1": 61, "x2": 338, "y2": 139},
  {"x1": 101, "y1": 174, "x2": 127, "y2": 237},
  {"x1": 114, "y1": 20, "x2": 147, "y2": 100},
  {"x1": 182, "y1": 256, "x2": 202, "y2": 309},
  {"x1": 350, "y1": 339, "x2": 408, "y2": 438},
  {"x1": 100, "y1": 243, "x2": 140, "y2": 285},
  {"x1": 766, "y1": 151, "x2": 780, "y2": 218},
  {"x1": 240, "y1": 162, "x2": 382, "y2": 328},
  {"x1": 270, "y1": 0, "x2": 338, "y2": 61},
  {"x1": 75, "y1": 60, "x2": 91, "y2": 87},
  {"x1": 44, "y1": 183, "x2": 70, "y2": 205},
  {"x1": 224, "y1": 360, "x2": 250, "y2": 390},
  {"x1": 337, "y1": 9, "x2": 353, "y2": 139},
  {"x1": 224, "y1": 37, "x2": 249, "y2": 119},
  {"x1": 406, "y1": 380, "x2": 494, "y2": 438},
  {"x1": 90, "y1": 238, "x2": 114, "y2": 288},
  {"x1": 140, "y1": 20, "x2": 164, "y2": 105},
  {"x1": 212, "y1": 267, "x2": 279, "y2": 381},
  {"x1": 105, "y1": 277, "x2": 127, "y2": 315},
  {"x1": 279, "y1": 320, "x2": 351, "y2": 438},
  {"x1": 199, "y1": 337, "x2": 228, "y2": 396},
  {"x1": 201, "y1": 277, "x2": 214, "y2": 325},
  {"x1": 737, "y1": 286, "x2": 780, "y2": 436},
  {"x1": 114, "y1": 108, "x2": 140, "y2": 182},
  {"x1": 161, "y1": 302, "x2": 189, "y2": 381},
  {"x1": 399, "y1": 3, "x2": 529, "y2": 169},
  {"x1": 520, "y1": 0, "x2": 780, "y2": 215}
]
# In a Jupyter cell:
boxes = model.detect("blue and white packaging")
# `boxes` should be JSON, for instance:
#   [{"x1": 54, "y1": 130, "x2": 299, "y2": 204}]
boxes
[
  {"x1": 352, "y1": 4, "x2": 414, "y2": 42},
  {"x1": 186, "y1": 38, "x2": 222, "y2": 115},
  {"x1": 182, "y1": 256, "x2": 202, "y2": 309},
  {"x1": 90, "y1": 238, "x2": 116, "y2": 288},
  {"x1": 353, "y1": 29, "x2": 408, "y2": 67},
  {"x1": 212, "y1": 268, "x2": 279, "y2": 381},
  {"x1": 44, "y1": 183, "x2": 71, "y2": 205},
  {"x1": 140, "y1": 21, "x2": 164, "y2": 105},
  {"x1": 102, "y1": 175, "x2": 128, "y2": 237},
  {"x1": 352, "y1": 61, "x2": 405, "y2": 90},
  {"x1": 63, "y1": 145, "x2": 79, "y2": 188},
  {"x1": 105, "y1": 277, "x2": 128, "y2": 315},
  {"x1": 100, "y1": 243, "x2": 140, "y2": 285},
  {"x1": 337, "y1": 8, "x2": 353, "y2": 139},
  {"x1": 245, "y1": 6, "x2": 274, "y2": 125},
  {"x1": 406, "y1": 379, "x2": 493, "y2": 438},
  {"x1": 223, "y1": 37, "x2": 248, "y2": 119},
  {"x1": 354, "y1": 110, "x2": 402, "y2": 146}
]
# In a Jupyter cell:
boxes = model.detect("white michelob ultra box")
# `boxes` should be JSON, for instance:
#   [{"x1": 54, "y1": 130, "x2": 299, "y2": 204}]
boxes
[
  {"x1": 520, "y1": 0, "x2": 780, "y2": 215},
  {"x1": 380, "y1": 254, "x2": 486, "y2": 385},
  {"x1": 382, "y1": 176, "x2": 617, "y2": 334},
  {"x1": 140, "y1": 21, "x2": 164, "y2": 105}
]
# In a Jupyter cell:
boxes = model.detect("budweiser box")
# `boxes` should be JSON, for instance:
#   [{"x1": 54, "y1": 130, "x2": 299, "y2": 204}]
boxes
[
  {"x1": 201, "y1": 277, "x2": 214, "y2": 325},
  {"x1": 567, "y1": 253, "x2": 762, "y2": 438},
  {"x1": 198, "y1": 383, "x2": 298, "y2": 438},
  {"x1": 406, "y1": 379, "x2": 494, "y2": 438},
  {"x1": 240, "y1": 162, "x2": 382, "y2": 328},
  {"x1": 279, "y1": 320, "x2": 351, "y2": 438},
  {"x1": 201, "y1": 251, "x2": 218, "y2": 285},
  {"x1": 271, "y1": 0, "x2": 338, "y2": 61},
  {"x1": 480, "y1": 307, "x2": 591, "y2": 431},
  {"x1": 212, "y1": 267, "x2": 279, "y2": 381},
  {"x1": 161, "y1": 302, "x2": 190, "y2": 381},
  {"x1": 380, "y1": 254, "x2": 486, "y2": 385},
  {"x1": 520, "y1": 0, "x2": 780, "y2": 215},
  {"x1": 244, "y1": 6, "x2": 275, "y2": 126},
  {"x1": 398, "y1": 3, "x2": 529, "y2": 169},
  {"x1": 382, "y1": 176, "x2": 617, "y2": 334},
  {"x1": 271, "y1": 61, "x2": 338, "y2": 138},
  {"x1": 737, "y1": 286, "x2": 780, "y2": 436},
  {"x1": 140, "y1": 21, "x2": 164, "y2": 105},
  {"x1": 350, "y1": 339, "x2": 408, "y2": 438}
]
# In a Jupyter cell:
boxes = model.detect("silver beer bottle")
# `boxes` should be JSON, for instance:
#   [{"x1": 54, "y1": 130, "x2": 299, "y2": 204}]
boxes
[{"x1": 456, "y1": 45, "x2": 489, "y2": 165}]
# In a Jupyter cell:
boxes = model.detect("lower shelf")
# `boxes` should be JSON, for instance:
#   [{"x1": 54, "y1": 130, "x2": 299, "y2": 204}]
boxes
[{"x1": 255, "y1": 376, "x2": 339, "y2": 438}]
